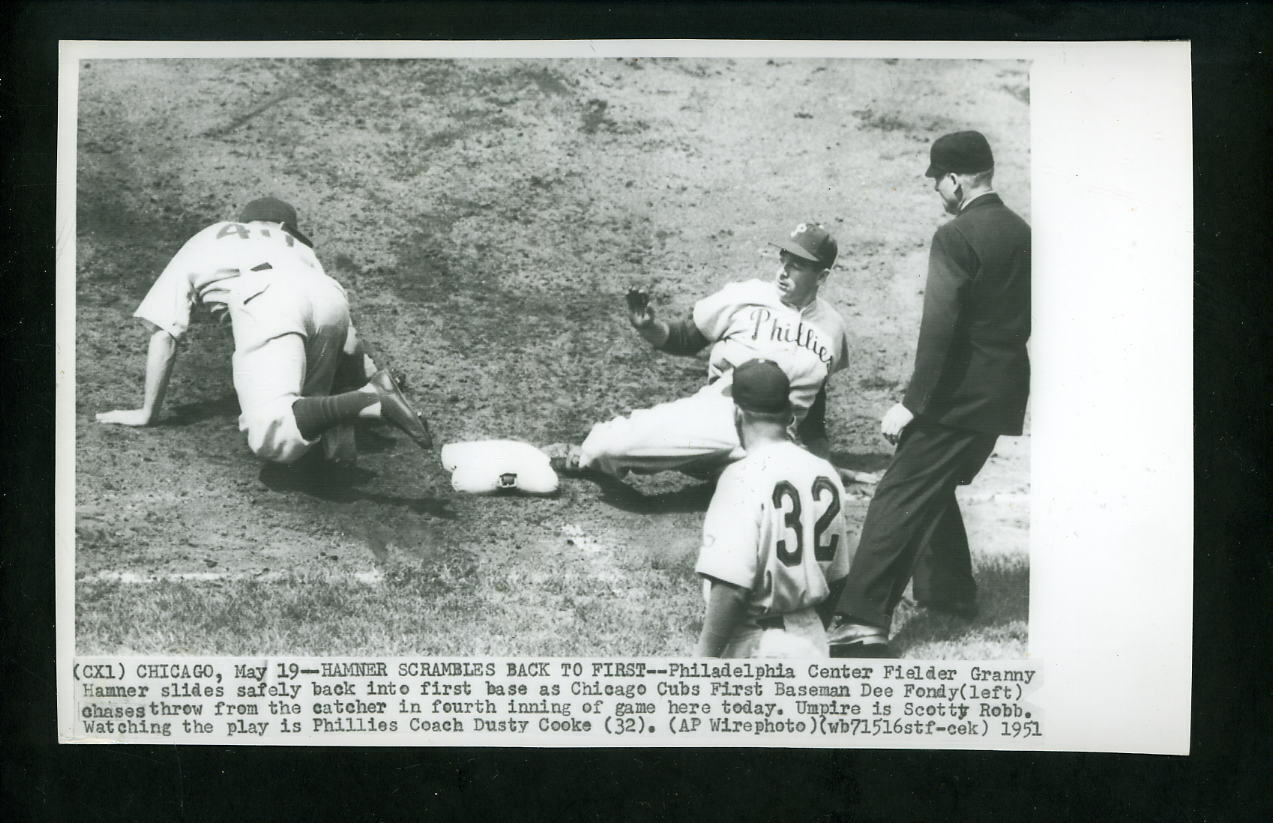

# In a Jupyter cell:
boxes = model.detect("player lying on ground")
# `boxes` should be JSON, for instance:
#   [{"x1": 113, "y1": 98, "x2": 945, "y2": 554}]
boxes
[
  {"x1": 545, "y1": 221, "x2": 855, "y2": 480},
  {"x1": 96, "y1": 197, "x2": 432, "y2": 465},
  {"x1": 694, "y1": 359, "x2": 852, "y2": 658}
]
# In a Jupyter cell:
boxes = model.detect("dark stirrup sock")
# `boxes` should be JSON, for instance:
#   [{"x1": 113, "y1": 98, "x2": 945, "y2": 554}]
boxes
[{"x1": 292, "y1": 390, "x2": 378, "y2": 440}]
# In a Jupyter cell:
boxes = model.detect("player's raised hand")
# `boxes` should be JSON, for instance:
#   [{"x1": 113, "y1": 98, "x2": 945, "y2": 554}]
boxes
[
  {"x1": 96, "y1": 408, "x2": 156, "y2": 427},
  {"x1": 625, "y1": 286, "x2": 654, "y2": 329}
]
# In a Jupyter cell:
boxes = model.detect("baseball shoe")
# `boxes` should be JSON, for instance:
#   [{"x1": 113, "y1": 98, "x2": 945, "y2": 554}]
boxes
[
  {"x1": 368, "y1": 370, "x2": 432, "y2": 449},
  {"x1": 826, "y1": 619, "x2": 894, "y2": 658},
  {"x1": 543, "y1": 443, "x2": 585, "y2": 475}
]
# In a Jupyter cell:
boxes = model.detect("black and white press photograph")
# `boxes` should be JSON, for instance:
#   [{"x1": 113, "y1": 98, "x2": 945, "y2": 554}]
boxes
[
  {"x1": 70, "y1": 52, "x2": 1031, "y2": 661},
  {"x1": 52, "y1": 34, "x2": 1198, "y2": 756}
]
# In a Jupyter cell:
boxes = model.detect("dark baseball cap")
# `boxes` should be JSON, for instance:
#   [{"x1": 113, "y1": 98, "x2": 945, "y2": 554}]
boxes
[
  {"x1": 925, "y1": 130, "x2": 995, "y2": 178},
  {"x1": 732, "y1": 359, "x2": 792, "y2": 414},
  {"x1": 238, "y1": 196, "x2": 312, "y2": 247},
  {"x1": 770, "y1": 222, "x2": 837, "y2": 270}
]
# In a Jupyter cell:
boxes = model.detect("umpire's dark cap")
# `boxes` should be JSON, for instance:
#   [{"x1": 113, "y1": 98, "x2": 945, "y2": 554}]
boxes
[
  {"x1": 239, "y1": 196, "x2": 313, "y2": 247},
  {"x1": 732, "y1": 359, "x2": 792, "y2": 414},
  {"x1": 925, "y1": 130, "x2": 995, "y2": 178},
  {"x1": 770, "y1": 222, "x2": 838, "y2": 270}
]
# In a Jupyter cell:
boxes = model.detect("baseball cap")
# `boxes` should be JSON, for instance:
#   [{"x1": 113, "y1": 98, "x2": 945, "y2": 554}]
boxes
[
  {"x1": 924, "y1": 130, "x2": 995, "y2": 178},
  {"x1": 770, "y1": 222, "x2": 837, "y2": 270},
  {"x1": 238, "y1": 196, "x2": 312, "y2": 247},
  {"x1": 732, "y1": 359, "x2": 792, "y2": 414}
]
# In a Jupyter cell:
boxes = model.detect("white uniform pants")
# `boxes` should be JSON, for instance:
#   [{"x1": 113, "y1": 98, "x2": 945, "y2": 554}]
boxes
[
  {"x1": 579, "y1": 381, "x2": 745, "y2": 478},
  {"x1": 721, "y1": 608, "x2": 830, "y2": 659},
  {"x1": 227, "y1": 270, "x2": 357, "y2": 464}
]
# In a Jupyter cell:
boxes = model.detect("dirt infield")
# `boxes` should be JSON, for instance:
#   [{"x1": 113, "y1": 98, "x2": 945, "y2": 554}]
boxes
[{"x1": 74, "y1": 57, "x2": 1029, "y2": 657}]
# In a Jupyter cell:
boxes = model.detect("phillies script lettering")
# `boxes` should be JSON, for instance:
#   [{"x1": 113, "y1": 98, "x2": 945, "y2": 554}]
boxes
[{"x1": 747, "y1": 308, "x2": 834, "y2": 370}]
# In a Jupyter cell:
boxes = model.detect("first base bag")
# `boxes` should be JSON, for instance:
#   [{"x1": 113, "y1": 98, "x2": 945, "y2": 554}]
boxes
[{"x1": 439, "y1": 439, "x2": 560, "y2": 495}]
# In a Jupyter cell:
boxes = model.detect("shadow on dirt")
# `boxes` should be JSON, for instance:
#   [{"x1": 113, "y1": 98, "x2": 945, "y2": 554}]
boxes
[
  {"x1": 592, "y1": 473, "x2": 717, "y2": 515},
  {"x1": 167, "y1": 394, "x2": 242, "y2": 426},
  {"x1": 353, "y1": 423, "x2": 399, "y2": 454},
  {"x1": 589, "y1": 449, "x2": 895, "y2": 515},
  {"x1": 830, "y1": 450, "x2": 893, "y2": 474},
  {"x1": 258, "y1": 461, "x2": 456, "y2": 519}
]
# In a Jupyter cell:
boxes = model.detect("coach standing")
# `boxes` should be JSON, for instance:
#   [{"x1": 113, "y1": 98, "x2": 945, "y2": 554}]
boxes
[{"x1": 827, "y1": 130, "x2": 1031, "y2": 657}]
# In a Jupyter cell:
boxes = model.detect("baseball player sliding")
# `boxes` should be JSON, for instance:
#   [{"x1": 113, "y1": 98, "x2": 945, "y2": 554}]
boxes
[
  {"x1": 96, "y1": 197, "x2": 432, "y2": 465},
  {"x1": 695, "y1": 359, "x2": 852, "y2": 658},
  {"x1": 546, "y1": 222, "x2": 851, "y2": 480}
]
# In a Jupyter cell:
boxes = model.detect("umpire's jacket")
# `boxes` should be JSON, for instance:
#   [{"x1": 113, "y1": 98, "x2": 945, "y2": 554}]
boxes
[{"x1": 903, "y1": 193, "x2": 1031, "y2": 436}]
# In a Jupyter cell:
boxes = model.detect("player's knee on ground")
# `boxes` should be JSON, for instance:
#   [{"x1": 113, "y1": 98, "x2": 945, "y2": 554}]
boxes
[{"x1": 241, "y1": 402, "x2": 317, "y2": 465}]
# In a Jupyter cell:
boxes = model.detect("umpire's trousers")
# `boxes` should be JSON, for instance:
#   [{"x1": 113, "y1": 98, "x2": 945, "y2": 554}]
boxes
[{"x1": 834, "y1": 420, "x2": 998, "y2": 630}]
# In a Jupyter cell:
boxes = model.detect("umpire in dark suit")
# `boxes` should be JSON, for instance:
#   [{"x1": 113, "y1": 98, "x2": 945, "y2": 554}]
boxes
[{"x1": 828, "y1": 130, "x2": 1031, "y2": 657}]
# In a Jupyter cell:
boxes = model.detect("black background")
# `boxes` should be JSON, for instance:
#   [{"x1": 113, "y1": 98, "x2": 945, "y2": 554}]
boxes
[{"x1": 4, "y1": 2, "x2": 1270, "y2": 820}]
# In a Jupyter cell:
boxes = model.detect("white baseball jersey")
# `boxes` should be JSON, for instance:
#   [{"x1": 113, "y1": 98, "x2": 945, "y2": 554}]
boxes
[
  {"x1": 135, "y1": 220, "x2": 326, "y2": 339},
  {"x1": 133, "y1": 220, "x2": 355, "y2": 464},
  {"x1": 696, "y1": 440, "x2": 852, "y2": 618},
  {"x1": 693, "y1": 279, "x2": 850, "y2": 422}
]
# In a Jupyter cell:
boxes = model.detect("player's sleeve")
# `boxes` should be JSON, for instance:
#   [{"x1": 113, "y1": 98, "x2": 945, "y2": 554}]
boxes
[
  {"x1": 691, "y1": 280, "x2": 757, "y2": 342},
  {"x1": 657, "y1": 311, "x2": 711, "y2": 356},
  {"x1": 831, "y1": 322, "x2": 851, "y2": 376},
  {"x1": 133, "y1": 237, "x2": 202, "y2": 339},
  {"x1": 695, "y1": 467, "x2": 762, "y2": 591},
  {"x1": 814, "y1": 303, "x2": 851, "y2": 377}
]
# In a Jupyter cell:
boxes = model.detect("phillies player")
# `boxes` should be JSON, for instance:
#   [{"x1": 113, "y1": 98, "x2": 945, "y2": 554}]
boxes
[
  {"x1": 96, "y1": 197, "x2": 431, "y2": 464},
  {"x1": 695, "y1": 359, "x2": 852, "y2": 658},
  {"x1": 546, "y1": 222, "x2": 851, "y2": 479}
]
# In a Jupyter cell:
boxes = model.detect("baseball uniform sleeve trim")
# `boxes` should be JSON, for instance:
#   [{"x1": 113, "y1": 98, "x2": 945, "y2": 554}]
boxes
[
  {"x1": 694, "y1": 562, "x2": 756, "y2": 592},
  {"x1": 133, "y1": 268, "x2": 194, "y2": 340}
]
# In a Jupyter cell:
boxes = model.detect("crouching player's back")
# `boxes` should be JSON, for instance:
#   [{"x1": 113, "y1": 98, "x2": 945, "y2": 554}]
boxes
[{"x1": 694, "y1": 359, "x2": 852, "y2": 658}]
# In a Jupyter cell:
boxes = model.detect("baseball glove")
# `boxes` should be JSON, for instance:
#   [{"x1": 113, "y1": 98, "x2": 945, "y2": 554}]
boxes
[{"x1": 625, "y1": 286, "x2": 650, "y2": 314}]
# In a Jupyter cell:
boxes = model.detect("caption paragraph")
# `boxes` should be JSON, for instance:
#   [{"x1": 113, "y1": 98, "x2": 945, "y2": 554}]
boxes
[{"x1": 68, "y1": 657, "x2": 1043, "y2": 746}]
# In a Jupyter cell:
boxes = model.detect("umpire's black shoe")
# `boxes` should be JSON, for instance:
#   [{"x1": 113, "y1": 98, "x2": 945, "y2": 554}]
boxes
[
  {"x1": 826, "y1": 619, "x2": 895, "y2": 659},
  {"x1": 369, "y1": 370, "x2": 432, "y2": 449}
]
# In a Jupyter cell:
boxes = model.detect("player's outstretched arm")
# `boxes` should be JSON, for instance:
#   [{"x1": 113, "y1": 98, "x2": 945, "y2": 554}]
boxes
[
  {"x1": 696, "y1": 578, "x2": 750, "y2": 657},
  {"x1": 625, "y1": 286, "x2": 670, "y2": 348},
  {"x1": 626, "y1": 287, "x2": 712, "y2": 355},
  {"x1": 96, "y1": 327, "x2": 178, "y2": 426}
]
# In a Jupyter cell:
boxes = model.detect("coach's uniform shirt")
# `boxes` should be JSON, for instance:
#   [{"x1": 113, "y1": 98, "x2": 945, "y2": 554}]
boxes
[
  {"x1": 134, "y1": 220, "x2": 356, "y2": 463},
  {"x1": 696, "y1": 440, "x2": 853, "y2": 658},
  {"x1": 580, "y1": 279, "x2": 850, "y2": 477}
]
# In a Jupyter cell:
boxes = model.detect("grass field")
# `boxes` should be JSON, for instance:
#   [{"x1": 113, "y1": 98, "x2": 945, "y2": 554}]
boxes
[{"x1": 74, "y1": 56, "x2": 1030, "y2": 658}]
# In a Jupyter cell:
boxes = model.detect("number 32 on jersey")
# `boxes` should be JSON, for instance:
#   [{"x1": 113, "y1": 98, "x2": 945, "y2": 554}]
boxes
[{"x1": 771, "y1": 476, "x2": 841, "y2": 566}]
